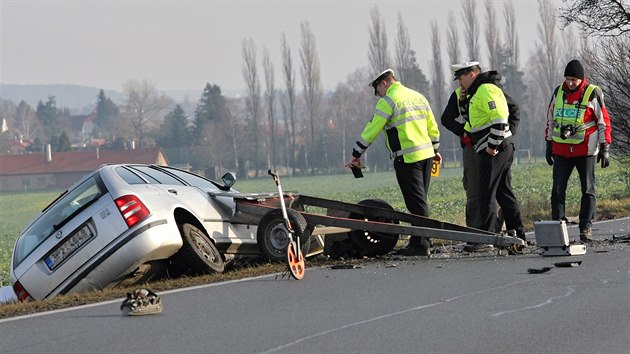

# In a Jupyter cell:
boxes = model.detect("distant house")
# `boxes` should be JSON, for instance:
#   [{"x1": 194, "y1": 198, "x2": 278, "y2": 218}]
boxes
[{"x1": 0, "y1": 147, "x2": 169, "y2": 192}]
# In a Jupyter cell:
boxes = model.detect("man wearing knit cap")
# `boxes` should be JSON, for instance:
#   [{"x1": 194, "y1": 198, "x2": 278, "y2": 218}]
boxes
[{"x1": 545, "y1": 59, "x2": 613, "y2": 242}]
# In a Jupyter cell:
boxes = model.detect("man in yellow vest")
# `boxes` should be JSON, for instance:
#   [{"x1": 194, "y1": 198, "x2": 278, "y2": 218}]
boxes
[
  {"x1": 441, "y1": 61, "x2": 520, "y2": 252},
  {"x1": 452, "y1": 62, "x2": 527, "y2": 248},
  {"x1": 545, "y1": 59, "x2": 612, "y2": 242},
  {"x1": 347, "y1": 69, "x2": 441, "y2": 257}
]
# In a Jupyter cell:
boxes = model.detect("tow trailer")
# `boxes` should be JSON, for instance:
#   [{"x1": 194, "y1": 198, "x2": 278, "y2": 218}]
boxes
[{"x1": 217, "y1": 188, "x2": 526, "y2": 265}]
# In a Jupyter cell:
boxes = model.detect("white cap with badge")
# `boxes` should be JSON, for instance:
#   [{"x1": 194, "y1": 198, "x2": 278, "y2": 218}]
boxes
[{"x1": 450, "y1": 61, "x2": 480, "y2": 80}]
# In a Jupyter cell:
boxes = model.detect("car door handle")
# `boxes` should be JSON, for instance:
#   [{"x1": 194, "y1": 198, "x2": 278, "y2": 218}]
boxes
[{"x1": 168, "y1": 189, "x2": 178, "y2": 195}]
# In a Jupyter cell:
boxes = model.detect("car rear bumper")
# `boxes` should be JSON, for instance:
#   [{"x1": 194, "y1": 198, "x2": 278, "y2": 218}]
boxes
[{"x1": 43, "y1": 219, "x2": 182, "y2": 299}]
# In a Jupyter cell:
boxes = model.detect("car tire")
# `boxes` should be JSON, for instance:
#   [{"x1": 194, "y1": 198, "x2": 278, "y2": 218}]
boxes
[
  {"x1": 348, "y1": 199, "x2": 399, "y2": 256},
  {"x1": 173, "y1": 223, "x2": 225, "y2": 275},
  {"x1": 257, "y1": 208, "x2": 311, "y2": 262}
]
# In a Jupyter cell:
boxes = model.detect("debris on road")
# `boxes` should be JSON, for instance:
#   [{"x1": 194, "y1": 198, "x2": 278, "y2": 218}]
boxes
[{"x1": 120, "y1": 288, "x2": 162, "y2": 316}]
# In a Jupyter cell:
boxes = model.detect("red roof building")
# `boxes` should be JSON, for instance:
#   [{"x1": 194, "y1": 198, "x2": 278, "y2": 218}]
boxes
[{"x1": 0, "y1": 147, "x2": 168, "y2": 192}]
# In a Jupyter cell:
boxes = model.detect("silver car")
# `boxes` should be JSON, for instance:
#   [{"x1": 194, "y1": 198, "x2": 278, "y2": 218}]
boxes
[{"x1": 10, "y1": 164, "x2": 311, "y2": 302}]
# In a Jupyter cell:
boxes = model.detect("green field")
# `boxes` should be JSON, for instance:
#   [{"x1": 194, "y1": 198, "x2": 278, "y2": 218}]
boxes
[{"x1": 1, "y1": 162, "x2": 628, "y2": 286}]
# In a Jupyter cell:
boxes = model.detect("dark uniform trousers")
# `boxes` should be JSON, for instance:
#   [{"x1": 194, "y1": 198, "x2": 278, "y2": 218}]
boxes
[
  {"x1": 477, "y1": 143, "x2": 524, "y2": 235},
  {"x1": 394, "y1": 156, "x2": 432, "y2": 249},
  {"x1": 551, "y1": 155, "x2": 596, "y2": 230}
]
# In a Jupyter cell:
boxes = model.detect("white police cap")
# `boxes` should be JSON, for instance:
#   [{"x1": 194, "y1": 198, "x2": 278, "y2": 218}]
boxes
[
  {"x1": 450, "y1": 61, "x2": 480, "y2": 80},
  {"x1": 368, "y1": 69, "x2": 395, "y2": 88}
]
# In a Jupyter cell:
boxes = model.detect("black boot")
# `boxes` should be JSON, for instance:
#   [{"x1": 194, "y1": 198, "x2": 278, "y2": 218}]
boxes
[{"x1": 395, "y1": 236, "x2": 430, "y2": 256}]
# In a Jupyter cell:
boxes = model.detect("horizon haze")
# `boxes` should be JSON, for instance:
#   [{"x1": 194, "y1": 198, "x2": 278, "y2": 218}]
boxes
[{"x1": 1, "y1": 0, "x2": 565, "y2": 95}]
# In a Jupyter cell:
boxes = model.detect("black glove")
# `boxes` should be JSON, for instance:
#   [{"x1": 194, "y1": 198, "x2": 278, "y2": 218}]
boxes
[
  {"x1": 597, "y1": 143, "x2": 610, "y2": 168},
  {"x1": 545, "y1": 141, "x2": 554, "y2": 166}
]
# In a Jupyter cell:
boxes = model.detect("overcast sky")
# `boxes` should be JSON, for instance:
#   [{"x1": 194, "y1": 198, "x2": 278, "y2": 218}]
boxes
[{"x1": 1, "y1": 0, "x2": 565, "y2": 94}]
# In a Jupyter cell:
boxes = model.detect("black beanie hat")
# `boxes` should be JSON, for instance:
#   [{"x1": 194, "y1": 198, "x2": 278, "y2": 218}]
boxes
[{"x1": 564, "y1": 59, "x2": 584, "y2": 78}]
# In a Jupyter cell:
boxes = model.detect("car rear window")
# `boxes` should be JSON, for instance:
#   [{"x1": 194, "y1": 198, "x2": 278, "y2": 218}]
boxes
[{"x1": 13, "y1": 174, "x2": 105, "y2": 267}]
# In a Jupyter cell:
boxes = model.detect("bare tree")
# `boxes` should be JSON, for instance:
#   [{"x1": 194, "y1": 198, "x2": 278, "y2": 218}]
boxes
[
  {"x1": 280, "y1": 33, "x2": 298, "y2": 175},
  {"x1": 503, "y1": 0, "x2": 520, "y2": 68},
  {"x1": 461, "y1": 0, "x2": 480, "y2": 61},
  {"x1": 262, "y1": 47, "x2": 277, "y2": 170},
  {"x1": 13, "y1": 101, "x2": 40, "y2": 142},
  {"x1": 534, "y1": 0, "x2": 562, "y2": 93},
  {"x1": 122, "y1": 79, "x2": 172, "y2": 148},
  {"x1": 559, "y1": 0, "x2": 630, "y2": 36},
  {"x1": 299, "y1": 21, "x2": 323, "y2": 173},
  {"x1": 367, "y1": 6, "x2": 391, "y2": 75},
  {"x1": 484, "y1": 0, "x2": 500, "y2": 70},
  {"x1": 221, "y1": 99, "x2": 248, "y2": 175},
  {"x1": 395, "y1": 12, "x2": 412, "y2": 84},
  {"x1": 446, "y1": 10, "x2": 461, "y2": 67},
  {"x1": 581, "y1": 37, "x2": 630, "y2": 156},
  {"x1": 560, "y1": 26, "x2": 580, "y2": 64},
  {"x1": 429, "y1": 21, "x2": 446, "y2": 112},
  {"x1": 429, "y1": 20, "x2": 453, "y2": 160},
  {"x1": 242, "y1": 38, "x2": 262, "y2": 177}
]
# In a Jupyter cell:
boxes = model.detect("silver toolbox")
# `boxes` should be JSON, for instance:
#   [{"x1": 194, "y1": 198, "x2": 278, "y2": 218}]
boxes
[{"x1": 534, "y1": 220, "x2": 586, "y2": 256}]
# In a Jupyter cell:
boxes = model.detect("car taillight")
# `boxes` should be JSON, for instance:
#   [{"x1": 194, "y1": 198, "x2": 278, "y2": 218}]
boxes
[
  {"x1": 13, "y1": 281, "x2": 33, "y2": 303},
  {"x1": 115, "y1": 195, "x2": 150, "y2": 228}
]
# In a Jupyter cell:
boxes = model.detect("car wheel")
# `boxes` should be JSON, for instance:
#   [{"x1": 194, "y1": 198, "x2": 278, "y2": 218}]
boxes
[
  {"x1": 348, "y1": 199, "x2": 399, "y2": 256},
  {"x1": 174, "y1": 223, "x2": 225, "y2": 275},
  {"x1": 257, "y1": 208, "x2": 311, "y2": 262}
]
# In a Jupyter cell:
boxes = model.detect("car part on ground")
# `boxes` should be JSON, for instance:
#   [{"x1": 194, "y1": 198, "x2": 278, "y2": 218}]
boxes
[{"x1": 120, "y1": 288, "x2": 162, "y2": 316}]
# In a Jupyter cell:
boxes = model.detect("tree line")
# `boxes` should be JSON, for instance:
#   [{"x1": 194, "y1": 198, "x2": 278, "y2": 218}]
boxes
[{"x1": 0, "y1": 0, "x2": 628, "y2": 181}]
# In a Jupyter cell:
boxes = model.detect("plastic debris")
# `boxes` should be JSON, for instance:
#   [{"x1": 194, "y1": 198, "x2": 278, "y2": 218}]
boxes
[
  {"x1": 527, "y1": 267, "x2": 551, "y2": 274},
  {"x1": 554, "y1": 261, "x2": 582, "y2": 268}
]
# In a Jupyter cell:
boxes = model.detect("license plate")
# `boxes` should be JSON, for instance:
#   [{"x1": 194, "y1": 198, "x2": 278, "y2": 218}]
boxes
[{"x1": 45, "y1": 224, "x2": 94, "y2": 270}]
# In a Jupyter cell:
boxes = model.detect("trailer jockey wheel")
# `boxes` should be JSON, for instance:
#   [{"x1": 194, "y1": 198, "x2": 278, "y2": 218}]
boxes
[{"x1": 348, "y1": 199, "x2": 400, "y2": 257}]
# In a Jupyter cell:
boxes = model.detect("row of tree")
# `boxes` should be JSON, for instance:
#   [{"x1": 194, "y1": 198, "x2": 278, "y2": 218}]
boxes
[{"x1": 1, "y1": 0, "x2": 628, "y2": 181}]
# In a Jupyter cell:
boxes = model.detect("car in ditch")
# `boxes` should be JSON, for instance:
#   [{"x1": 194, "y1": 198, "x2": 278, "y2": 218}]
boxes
[{"x1": 10, "y1": 164, "x2": 312, "y2": 302}]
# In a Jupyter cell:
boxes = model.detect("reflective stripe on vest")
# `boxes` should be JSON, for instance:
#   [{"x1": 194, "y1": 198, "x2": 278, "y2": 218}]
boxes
[
  {"x1": 375, "y1": 82, "x2": 436, "y2": 160},
  {"x1": 551, "y1": 84, "x2": 598, "y2": 144}
]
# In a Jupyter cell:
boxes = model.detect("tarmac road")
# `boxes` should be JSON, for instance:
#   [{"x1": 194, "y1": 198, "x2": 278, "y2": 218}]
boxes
[{"x1": 0, "y1": 218, "x2": 629, "y2": 353}]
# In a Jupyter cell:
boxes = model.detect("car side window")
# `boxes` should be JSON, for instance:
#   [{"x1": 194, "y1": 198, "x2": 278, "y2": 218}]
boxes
[
  {"x1": 129, "y1": 165, "x2": 185, "y2": 185},
  {"x1": 161, "y1": 166, "x2": 220, "y2": 190},
  {"x1": 116, "y1": 167, "x2": 148, "y2": 184}
]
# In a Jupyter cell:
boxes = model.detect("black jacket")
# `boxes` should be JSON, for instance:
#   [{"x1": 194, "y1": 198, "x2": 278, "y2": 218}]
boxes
[{"x1": 441, "y1": 71, "x2": 520, "y2": 148}]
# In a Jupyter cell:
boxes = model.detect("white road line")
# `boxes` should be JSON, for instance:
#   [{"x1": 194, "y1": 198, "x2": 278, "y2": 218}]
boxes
[{"x1": 260, "y1": 272, "x2": 559, "y2": 353}]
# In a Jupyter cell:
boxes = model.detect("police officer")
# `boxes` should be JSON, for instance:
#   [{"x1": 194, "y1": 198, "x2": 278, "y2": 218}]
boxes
[
  {"x1": 545, "y1": 59, "x2": 612, "y2": 242},
  {"x1": 442, "y1": 61, "x2": 521, "y2": 252},
  {"x1": 347, "y1": 69, "x2": 441, "y2": 256},
  {"x1": 452, "y1": 62, "x2": 526, "y2": 246}
]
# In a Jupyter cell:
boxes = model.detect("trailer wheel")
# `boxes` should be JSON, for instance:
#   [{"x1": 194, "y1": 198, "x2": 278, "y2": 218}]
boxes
[
  {"x1": 348, "y1": 199, "x2": 399, "y2": 256},
  {"x1": 257, "y1": 208, "x2": 311, "y2": 262},
  {"x1": 171, "y1": 223, "x2": 225, "y2": 275}
]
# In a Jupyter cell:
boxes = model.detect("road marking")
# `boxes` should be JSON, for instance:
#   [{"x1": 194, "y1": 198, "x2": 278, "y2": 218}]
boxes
[
  {"x1": 491, "y1": 286, "x2": 576, "y2": 317},
  {"x1": 260, "y1": 272, "x2": 560, "y2": 353},
  {"x1": 0, "y1": 272, "x2": 278, "y2": 324}
]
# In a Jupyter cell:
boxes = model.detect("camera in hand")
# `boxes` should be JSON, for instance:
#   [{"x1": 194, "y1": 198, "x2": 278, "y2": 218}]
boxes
[{"x1": 560, "y1": 124, "x2": 576, "y2": 140}]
